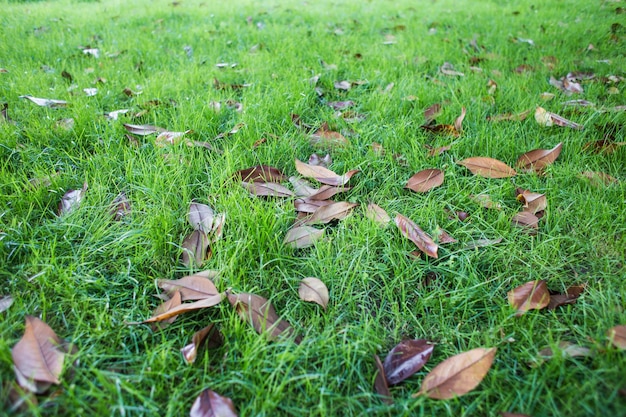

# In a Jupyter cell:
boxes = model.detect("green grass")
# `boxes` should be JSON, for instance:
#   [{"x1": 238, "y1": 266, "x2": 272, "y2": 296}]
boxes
[{"x1": 1, "y1": 0, "x2": 625, "y2": 415}]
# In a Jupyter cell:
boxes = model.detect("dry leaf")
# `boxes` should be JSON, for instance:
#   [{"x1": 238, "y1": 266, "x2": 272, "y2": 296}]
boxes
[
  {"x1": 538, "y1": 341, "x2": 592, "y2": 360},
  {"x1": 155, "y1": 130, "x2": 191, "y2": 147},
  {"x1": 11, "y1": 316, "x2": 67, "y2": 393},
  {"x1": 284, "y1": 226, "x2": 324, "y2": 248},
  {"x1": 19, "y1": 95, "x2": 67, "y2": 108},
  {"x1": 298, "y1": 277, "x2": 329, "y2": 310},
  {"x1": 454, "y1": 107, "x2": 466, "y2": 132},
  {"x1": 141, "y1": 293, "x2": 224, "y2": 323},
  {"x1": 424, "y1": 103, "x2": 442, "y2": 124},
  {"x1": 299, "y1": 202, "x2": 358, "y2": 225},
  {"x1": 516, "y1": 143, "x2": 562, "y2": 172},
  {"x1": 110, "y1": 192, "x2": 131, "y2": 220},
  {"x1": 309, "y1": 124, "x2": 350, "y2": 148},
  {"x1": 607, "y1": 325, "x2": 626, "y2": 349},
  {"x1": 158, "y1": 271, "x2": 219, "y2": 301},
  {"x1": 383, "y1": 339, "x2": 434, "y2": 385},
  {"x1": 486, "y1": 110, "x2": 532, "y2": 122},
  {"x1": 458, "y1": 157, "x2": 516, "y2": 178},
  {"x1": 234, "y1": 166, "x2": 286, "y2": 183},
  {"x1": 421, "y1": 108, "x2": 466, "y2": 137},
  {"x1": 181, "y1": 324, "x2": 224, "y2": 364},
  {"x1": 516, "y1": 189, "x2": 547, "y2": 214},
  {"x1": 190, "y1": 389, "x2": 238, "y2": 417},
  {"x1": 327, "y1": 100, "x2": 354, "y2": 110},
  {"x1": 440, "y1": 62, "x2": 465, "y2": 77},
  {"x1": 289, "y1": 177, "x2": 320, "y2": 198},
  {"x1": 83, "y1": 88, "x2": 98, "y2": 97},
  {"x1": 582, "y1": 139, "x2": 626, "y2": 154},
  {"x1": 181, "y1": 230, "x2": 210, "y2": 267},
  {"x1": 425, "y1": 144, "x2": 451, "y2": 157},
  {"x1": 151, "y1": 291, "x2": 182, "y2": 329},
  {"x1": 58, "y1": 182, "x2": 88, "y2": 216},
  {"x1": 308, "y1": 185, "x2": 351, "y2": 201},
  {"x1": 508, "y1": 280, "x2": 550, "y2": 315},
  {"x1": 395, "y1": 214, "x2": 438, "y2": 259},
  {"x1": 374, "y1": 355, "x2": 393, "y2": 404},
  {"x1": 295, "y1": 159, "x2": 359, "y2": 186},
  {"x1": 294, "y1": 198, "x2": 334, "y2": 214},
  {"x1": 512, "y1": 212, "x2": 539, "y2": 231},
  {"x1": 334, "y1": 80, "x2": 351, "y2": 90},
  {"x1": 123, "y1": 123, "x2": 165, "y2": 136},
  {"x1": 227, "y1": 293, "x2": 299, "y2": 342},
  {"x1": 433, "y1": 227, "x2": 457, "y2": 244},
  {"x1": 547, "y1": 284, "x2": 585, "y2": 309},
  {"x1": 241, "y1": 182, "x2": 294, "y2": 198},
  {"x1": 534, "y1": 107, "x2": 583, "y2": 130},
  {"x1": 580, "y1": 171, "x2": 618, "y2": 186},
  {"x1": 0, "y1": 295, "x2": 13, "y2": 313},
  {"x1": 188, "y1": 203, "x2": 215, "y2": 233},
  {"x1": 470, "y1": 194, "x2": 502, "y2": 210},
  {"x1": 365, "y1": 203, "x2": 390, "y2": 226},
  {"x1": 308, "y1": 153, "x2": 332, "y2": 168},
  {"x1": 406, "y1": 169, "x2": 444, "y2": 193},
  {"x1": 417, "y1": 347, "x2": 496, "y2": 399}
]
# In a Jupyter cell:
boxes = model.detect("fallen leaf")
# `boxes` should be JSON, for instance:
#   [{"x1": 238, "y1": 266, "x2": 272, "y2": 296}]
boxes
[
  {"x1": 308, "y1": 185, "x2": 351, "y2": 201},
  {"x1": 538, "y1": 341, "x2": 592, "y2": 360},
  {"x1": 294, "y1": 198, "x2": 335, "y2": 214},
  {"x1": 421, "y1": 108, "x2": 466, "y2": 137},
  {"x1": 299, "y1": 202, "x2": 358, "y2": 225},
  {"x1": 151, "y1": 291, "x2": 182, "y2": 329},
  {"x1": 374, "y1": 355, "x2": 393, "y2": 404},
  {"x1": 110, "y1": 192, "x2": 131, "y2": 220},
  {"x1": 470, "y1": 194, "x2": 502, "y2": 210},
  {"x1": 0, "y1": 295, "x2": 13, "y2": 313},
  {"x1": 123, "y1": 123, "x2": 165, "y2": 136},
  {"x1": 295, "y1": 159, "x2": 359, "y2": 186},
  {"x1": 512, "y1": 212, "x2": 539, "y2": 231},
  {"x1": 308, "y1": 154, "x2": 332, "y2": 168},
  {"x1": 58, "y1": 182, "x2": 88, "y2": 216},
  {"x1": 580, "y1": 171, "x2": 618, "y2": 186},
  {"x1": 424, "y1": 103, "x2": 442, "y2": 124},
  {"x1": 440, "y1": 62, "x2": 465, "y2": 77},
  {"x1": 425, "y1": 144, "x2": 451, "y2": 157},
  {"x1": 433, "y1": 227, "x2": 457, "y2": 244},
  {"x1": 181, "y1": 230, "x2": 210, "y2": 267},
  {"x1": 234, "y1": 166, "x2": 286, "y2": 183},
  {"x1": 607, "y1": 325, "x2": 626, "y2": 349},
  {"x1": 365, "y1": 203, "x2": 390, "y2": 226},
  {"x1": 289, "y1": 177, "x2": 320, "y2": 197},
  {"x1": 334, "y1": 80, "x2": 351, "y2": 90},
  {"x1": 181, "y1": 324, "x2": 224, "y2": 364},
  {"x1": 241, "y1": 181, "x2": 294, "y2": 198},
  {"x1": 298, "y1": 277, "x2": 329, "y2": 310},
  {"x1": 188, "y1": 202, "x2": 215, "y2": 233},
  {"x1": 395, "y1": 214, "x2": 438, "y2": 259},
  {"x1": 54, "y1": 118, "x2": 74, "y2": 131},
  {"x1": 291, "y1": 113, "x2": 314, "y2": 131},
  {"x1": 516, "y1": 143, "x2": 562, "y2": 173},
  {"x1": 327, "y1": 100, "x2": 354, "y2": 110},
  {"x1": 11, "y1": 316, "x2": 67, "y2": 393},
  {"x1": 547, "y1": 284, "x2": 585, "y2": 309},
  {"x1": 190, "y1": 389, "x2": 238, "y2": 417},
  {"x1": 406, "y1": 169, "x2": 444, "y2": 193},
  {"x1": 454, "y1": 107, "x2": 466, "y2": 132},
  {"x1": 515, "y1": 189, "x2": 546, "y2": 214},
  {"x1": 486, "y1": 110, "x2": 532, "y2": 122},
  {"x1": 458, "y1": 157, "x2": 517, "y2": 178},
  {"x1": 534, "y1": 107, "x2": 583, "y2": 130},
  {"x1": 158, "y1": 271, "x2": 219, "y2": 301},
  {"x1": 309, "y1": 124, "x2": 350, "y2": 148},
  {"x1": 82, "y1": 48, "x2": 99, "y2": 58},
  {"x1": 122, "y1": 87, "x2": 142, "y2": 97},
  {"x1": 19, "y1": 95, "x2": 67, "y2": 108},
  {"x1": 371, "y1": 142, "x2": 385, "y2": 156},
  {"x1": 155, "y1": 130, "x2": 191, "y2": 147},
  {"x1": 284, "y1": 226, "x2": 324, "y2": 248},
  {"x1": 562, "y1": 99, "x2": 595, "y2": 108},
  {"x1": 213, "y1": 78, "x2": 250, "y2": 90},
  {"x1": 141, "y1": 293, "x2": 224, "y2": 323},
  {"x1": 227, "y1": 293, "x2": 298, "y2": 342},
  {"x1": 582, "y1": 139, "x2": 626, "y2": 154},
  {"x1": 383, "y1": 339, "x2": 434, "y2": 385},
  {"x1": 417, "y1": 347, "x2": 496, "y2": 399},
  {"x1": 508, "y1": 280, "x2": 550, "y2": 315}
]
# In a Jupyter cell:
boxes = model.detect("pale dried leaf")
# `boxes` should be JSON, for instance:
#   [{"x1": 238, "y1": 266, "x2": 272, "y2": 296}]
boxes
[
  {"x1": 395, "y1": 214, "x2": 438, "y2": 258},
  {"x1": 158, "y1": 271, "x2": 219, "y2": 301},
  {"x1": 155, "y1": 130, "x2": 191, "y2": 147},
  {"x1": 181, "y1": 230, "x2": 210, "y2": 267},
  {"x1": 142, "y1": 293, "x2": 224, "y2": 323},
  {"x1": 58, "y1": 182, "x2": 88, "y2": 216},
  {"x1": 295, "y1": 159, "x2": 358, "y2": 186},
  {"x1": 188, "y1": 203, "x2": 215, "y2": 233},
  {"x1": 19, "y1": 95, "x2": 67, "y2": 108},
  {"x1": 241, "y1": 181, "x2": 294, "y2": 198},
  {"x1": 227, "y1": 293, "x2": 298, "y2": 342},
  {"x1": 607, "y1": 325, "x2": 626, "y2": 349},
  {"x1": 470, "y1": 194, "x2": 501, "y2": 210},
  {"x1": 284, "y1": 226, "x2": 324, "y2": 248},
  {"x1": 298, "y1": 277, "x2": 329, "y2": 310},
  {"x1": 294, "y1": 198, "x2": 334, "y2": 214},
  {"x1": 299, "y1": 202, "x2": 358, "y2": 225},
  {"x1": 365, "y1": 203, "x2": 390, "y2": 226},
  {"x1": 508, "y1": 280, "x2": 550, "y2": 315},
  {"x1": 0, "y1": 295, "x2": 13, "y2": 313},
  {"x1": 534, "y1": 107, "x2": 583, "y2": 130},
  {"x1": 190, "y1": 389, "x2": 238, "y2": 417},
  {"x1": 123, "y1": 123, "x2": 165, "y2": 136},
  {"x1": 181, "y1": 324, "x2": 224, "y2": 364},
  {"x1": 406, "y1": 169, "x2": 444, "y2": 193},
  {"x1": 458, "y1": 157, "x2": 516, "y2": 178},
  {"x1": 289, "y1": 177, "x2": 319, "y2": 197}
]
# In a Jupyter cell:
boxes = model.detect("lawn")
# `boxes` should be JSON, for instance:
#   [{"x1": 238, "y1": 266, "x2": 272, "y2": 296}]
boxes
[{"x1": 1, "y1": 0, "x2": 625, "y2": 415}]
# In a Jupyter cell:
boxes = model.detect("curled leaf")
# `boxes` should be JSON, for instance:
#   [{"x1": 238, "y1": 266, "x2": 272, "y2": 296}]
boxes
[
  {"x1": 516, "y1": 189, "x2": 547, "y2": 214},
  {"x1": 512, "y1": 211, "x2": 539, "y2": 232},
  {"x1": 406, "y1": 169, "x2": 444, "y2": 193},
  {"x1": 383, "y1": 339, "x2": 434, "y2": 385},
  {"x1": 508, "y1": 280, "x2": 550, "y2": 315},
  {"x1": 142, "y1": 293, "x2": 224, "y2": 323},
  {"x1": 547, "y1": 284, "x2": 585, "y2": 309},
  {"x1": 188, "y1": 202, "x2": 215, "y2": 233},
  {"x1": 607, "y1": 325, "x2": 626, "y2": 349},
  {"x1": 181, "y1": 230, "x2": 210, "y2": 267},
  {"x1": 190, "y1": 389, "x2": 238, "y2": 417},
  {"x1": 151, "y1": 291, "x2": 182, "y2": 329},
  {"x1": 295, "y1": 159, "x2": 358, "y2": 186},
  {"x1": 58, "y1": 182, "x2": 88, "y2": 216},
  {"x1": 227, "y1": 293, "x2": 298, "y2": 342},
  {"x1": 298, "y1": 277, "x2": 329, "y2": 310},
  {"x1": 374, "y1": 355, "x2": 393, "y2": 404},
  {"x1": 181, "y1": 324, "x2": 224, "y2": 364},
  {"x1": 516, "y1": 143, "x2": 562, "y2": 172},
  {"x1": 534, "y1": 107, "x2": 583, "y2": 130},
  {"x1": 458, "y1": 157, "x2": 516, "y2": 178},
  {"x1": 123, "y1": 123, "x2": 166, "y2": 136},
  {"x1": 395, "y1": 214, "x2": 438, "y2": 259},
  {"x1": 158, "y1": 271, "x2": 219, "y2": 301}
]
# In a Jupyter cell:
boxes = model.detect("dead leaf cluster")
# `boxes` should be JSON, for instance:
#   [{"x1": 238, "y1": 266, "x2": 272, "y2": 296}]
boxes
[{"x1": 181, "y1": 202, "x2": 225, "y2": 268}]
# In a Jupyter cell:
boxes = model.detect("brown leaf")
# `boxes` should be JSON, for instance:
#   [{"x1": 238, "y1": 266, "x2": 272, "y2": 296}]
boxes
[
  {"x1": 374, "y1": 355, "x2": 393, "y2": 404},
  {"x1": 433, "y1": 226, "x2": 457, "y2": 244},
  {"x1": 295, "y1": 159, "x2": 359, "y2": 186},
  {"x1": 284, "y1": 226, "x2": 324, "y2": 248},
  {"x1": 11, "y1": 316, "x2": 66, "y2": 392},
  {"x1": 486, "y1": 109, "x2": 532, "y2": 122},
  {"x1": 0, "y1": 295, "x2": 13, "y2": 313},
  {"x1": 123, "y1": 123, "x2": 165, "y2": 136},
  {"x1": 425, "y1": 144, "x2": 451, "y2": 157},
  {"x1": 181, "y1": 323, "x2": 224, "y2": 364},
  {"x1": 424, "y1": 103, "x2": 442, "y2": 124},
  {"x1": 580, "y1": 171, "x2": 618, "y2": 186},
  {"x1": 582, "y1": 139, "x2": 626, "y2": 154},
  {"x1": 155, "y1": 130, "x2": 191, "y2": 147},
  {"x1": 395, "y1": 214, "x2": 438, "y2": 259},
  {"x1": 547, "y1": 284, "x2": 585, "y2": 309},
  {"x1": 512, "y1": 212, "x2": 539, "y2": 231},
  {"x1": 142, "y1": 293, "x2": 224, "y2": 323},
  {"x1": 151, "y1": 291, "x2": 182, "y2": 329},
  {"x1": 298, "y1": 277, "x2": 329, "y2": 310},
  {"x1": 289, "y1": 177, "x2": 320, "y2": 198},
  {"x1": 454, "y1": 107, "x2": 467, "y2": 133},
  {"x1": 508, "y1": 280, "x2": 550, "y2": 315},
  {"x1": 534, "y1": 107, "x2": 583, "y2": 130},
  {"x1": 383, "y1": 339, "x2": 434, "y2": 385},
  {"x1": 190, "y1": 389, "x2": 238, "y2": 417},
  {"x1": 299, "y1": 202, "x2": 358, "y2": 225},
  {"x1": 294, "y1": 198, "x2": 334, "y2": 214},
  {"x1": 516, "y1": 143, "x2": 562, "y2": 172},
  {"x1": 417, "y1": 347, "x2": 496, "y2": 399},
  {"x1": 188, "y1": 202, "x2": 215, "y2": 233},
  {"x1": 365, "y1": 203, "x2": 391, "y2": 226},
  {"x1": 158, "y1": 271, "x2": 219, "y2": 301},
  {"x1": 58, "y1": 182, "x2": 88, "y2": 216},
  {"x1": 607, "y1": 325, "x2": 626, "y2": 349},
  {"x1": 516, "y1": 189, "x2": 547, "y2": 214},
  {"x1": 181, "y1": 230, "x2": 210, "y2": 267},
  {"x1": 241, "y1": 182, "x2": 294, "y2": 198},
  {"x1": 458, "y1": 157, "x2": 517, "y2": 178},
  {"x1": 110, "y1": 192, "x2": 131, "y2": 221},
  {"x1": 227, "y1": 293, "x2": 298, "y2": 342},
  {"x1": 309, "y1": 124, "x2": 350, "y2": 148},
  {"x1": 538, "y1": 341, "x2": 592, "y2": 361},
  {"x1": 308, "y1": 185, "x2": 351, "y2": 201},
  {"x1": 19, "y1": 95, "x2": 68, "y2": 108},
  {"x1": 234, "y1": 165, "x2": 286, "y2": 183},
  {"x1": 406, "y1": 169, "x2": 444, "y2": 193}
]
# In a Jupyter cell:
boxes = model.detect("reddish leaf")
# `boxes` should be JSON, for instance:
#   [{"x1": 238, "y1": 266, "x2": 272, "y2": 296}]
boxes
[
  {"x1": 181, "y1": 230, "x2": 210, "y2": 267},
  {"x1": 298, "y1": 277, "x2": 329, "y2": 310},
  {"x1": 234, "y1": 166, "x2": 286, "y2": 183},
  {"x1": 188, "y1": 202, "x2": 215, "y2": 233},
  {"x1": 142, "y1": 293, "x2": 224, "y2": 323},
  {"x1": 365, "y1": 203, "x2": 390, "y2": 226},
  {"x1": 374, "y1": 355, "x2": 393, "y2": 404},
  {"x1": 11, "y1": 316, "x2": 66, "y2": 393},
  {"x1": 458, "y1": 157, "x2": 516, "y2": 178},
  {"x1": 190, "y1": 389, "x2": 238, "y2": 417},
  {"x1": 181, "y1": 324, "x2": 224, "y2": 364},
  {"x1": 294, "y1": 198, "x2": 334, "y2": 214},
  {"x1": 607, "y1": 325, "x2": 626, "y2": 349},
  {"x1": 395, "y1": 214, "x2": 438, "y2": 259},
  {"x1": 58, "y1": 182, "x2": 88, "y2": 216},
  {"x1": 309, "y1": 124, "x2": 350, "y2": 148},
  {"x1": 151, "y1": 291, "x2": 182, "y2": 329},
  {"x1": 299, "y1": 202, "x2": 358, "y2": 225},
  {"x1": 241, "y1": 182, "x2": 294, "y2": 197},
  {"x1": 535, "y1": 107, "x2": 583, "y2": 130},
  {"x1": 295, "y1": 159, "x2": 359, "y2": 186},
  {"x1": 383, "y1": 339, "x2": 434, "y2": 385},
  {"x1": 19, "y1": 95, "x2": 67, "y2": 108},
  {"x1": 284, "y1": 226, "x2": 324, "y2": 248},
  {"x1": 433, "y1": 226, "x2": 457, "y2": 244},
  {"x1": 508, "y1": 280, "x2": 550, "y2": 315},
  {"x1": 547, "y1": 284, "x2": 585, "y2": 309},
  {"x1": 516, "y1": 143, "x2": 562, "y2": 172},
  {"x1": 308, "y1": 185, "x2": 351, "y2": 201},
  {"x1": 406, "y1": 169, "x2": 444, "y2": 193},
  {"x1": 516, "y1": 189, "x2": 547, "y2": 214},
  {"x1": 227, "y1": 293, "x2": 298, "y2": 342},
  {"x1": 424, "y1": 103, "x2": 442, "y2": 124},
  {"x1": 580, "y1": 171, "x2": 618, "y2": 186},
  {"x1": 512, "y1": 211, "x2": 539, "y2": 231},
  {"x1": 158, "y1": 271, "x2": 219, "y2": 301},
  {"x1": 417, "y1": 347, "x2": 497, "y2": 399}
]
